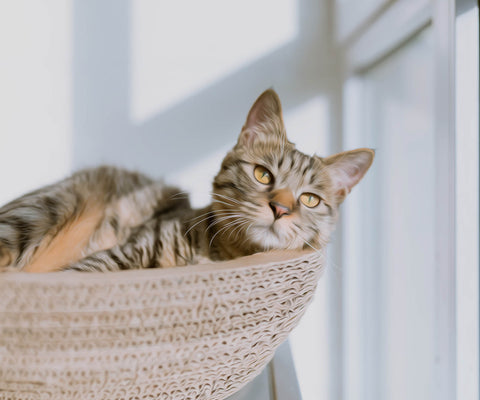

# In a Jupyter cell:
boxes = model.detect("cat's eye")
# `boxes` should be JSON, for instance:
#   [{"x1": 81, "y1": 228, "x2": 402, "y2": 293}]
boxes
[
  {"x1": 300, "y1": 193, "x2": 321, "y2": 208},
  {"x1": 254, "y1": 166, "x2": 273, "y2": 185}
]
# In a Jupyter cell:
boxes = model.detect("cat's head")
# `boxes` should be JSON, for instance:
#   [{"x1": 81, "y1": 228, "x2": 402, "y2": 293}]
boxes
[{"x1": 212, "y1": 89, "x2": 374, "y2": 252}]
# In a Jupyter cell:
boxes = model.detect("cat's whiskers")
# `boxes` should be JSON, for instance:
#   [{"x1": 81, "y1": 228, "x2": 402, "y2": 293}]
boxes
[
  {"x1": 187, "y1": 209, "x2": 238, "y2": 223},
  {"x1": 184, "y1": 211, "x2": 240, "y2": 236},
  {"x1": 169, "y1": 191, "x2": 191, "y2": 200},
  {"x1": 209, "y1": 223, "x2": 234, "y2": 248},
  {"x1": 226, "y1": 218, "x2": 250, "y2": 241},
  {"x1": 185, "y1": 212, "x2": 233, "y2": 230},
  {"x1": 300, "y1": 238, "x2": 320, "y2": 252},
  {"x1": 187, "y1": 210, "x2": 216, "y2": 222},
  {"x1": 210, "y1": 192, "x2": 242, "y2": 205},
  {"x1": 241, "y1": 222, "x2": 255, "y2": 246},
  {"x1": 211, "y1": 199, "x2": 239, "y2": 208},
  {"x1": 234, "y1": 224, "x2": 252, "y2": 249},
  {"x1": 205, "y1": 214, "x2": 243, "y2": 232},
  {"x1": 209, "y1": 218, "x2": 250, "y2": 248},
  {"x1": 212, "y1": 216, "x2": 245, "y2": 233},
  {"x1": 292, "y1": 228, "x2": 321, "y2": 253}
]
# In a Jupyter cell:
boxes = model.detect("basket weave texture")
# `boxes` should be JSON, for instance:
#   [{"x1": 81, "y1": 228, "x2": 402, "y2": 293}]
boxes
[{"x1": 0, "y1": 250, "x2": 324, "y2": 400}]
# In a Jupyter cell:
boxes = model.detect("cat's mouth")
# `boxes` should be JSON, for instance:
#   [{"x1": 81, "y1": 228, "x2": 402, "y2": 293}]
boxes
[
  {"x1": 268, "y1": 223, "x2": 278, "y2": 234},
  {"x1": 245, "y1": 219, "x2": 291, "y2": 250},
  {"x1": 269, "y1": 222, "x2": 290, "y2": 241}
]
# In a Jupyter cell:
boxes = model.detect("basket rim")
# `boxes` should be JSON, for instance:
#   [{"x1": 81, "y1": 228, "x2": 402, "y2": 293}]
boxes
[{"x1": 0, "y1": 250, "x2": 323, "y2": 285}]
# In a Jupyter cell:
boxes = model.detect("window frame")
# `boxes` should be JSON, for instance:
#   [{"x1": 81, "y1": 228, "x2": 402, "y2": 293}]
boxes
[
  {"x1": 334, "y1": 0, "x2": 478, "y2": 399},
  {"x1": 454, "y1": 1, "x2": 479, "y2": 399}
]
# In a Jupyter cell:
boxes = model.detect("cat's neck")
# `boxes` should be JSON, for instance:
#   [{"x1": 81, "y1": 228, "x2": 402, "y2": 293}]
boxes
[{"x1": 185, "y1": 205, "x2": 260, "y2": 261}]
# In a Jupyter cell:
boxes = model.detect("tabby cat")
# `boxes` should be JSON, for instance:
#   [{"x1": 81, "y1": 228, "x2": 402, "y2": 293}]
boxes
[{"x1": 0, "y1": 90, "x2": 374, "y2": 272}]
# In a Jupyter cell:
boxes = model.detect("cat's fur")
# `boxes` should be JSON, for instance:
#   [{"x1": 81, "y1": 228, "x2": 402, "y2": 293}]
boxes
[{"x1": 0, "y1": 90, "x2": 374, "y2": 272}]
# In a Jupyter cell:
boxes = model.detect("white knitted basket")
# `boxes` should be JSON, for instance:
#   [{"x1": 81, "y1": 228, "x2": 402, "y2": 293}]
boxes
[{"x1": 0, "y1": 250, "x2": 324, "y2": 400}]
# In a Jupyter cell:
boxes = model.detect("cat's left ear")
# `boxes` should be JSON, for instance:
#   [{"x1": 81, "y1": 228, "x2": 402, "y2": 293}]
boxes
[
  {"x1": 323, "y1": 148, "x2": 375, "y2": 203},
  {"x1": 237, "y1": 89, "x2": 287, "y2": 147}
]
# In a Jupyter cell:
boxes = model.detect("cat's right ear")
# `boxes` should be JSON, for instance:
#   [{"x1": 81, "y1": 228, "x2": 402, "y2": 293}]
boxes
[{"x1": 237, "y1": 89, "x2": 287, "y2": 147}]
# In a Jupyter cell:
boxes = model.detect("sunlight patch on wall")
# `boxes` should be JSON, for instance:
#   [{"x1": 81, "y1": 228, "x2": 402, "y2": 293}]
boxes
[
  {"x1": 130, "y1": 0, "x2": 297, "y2": 123},
  {"x1": 284, "y1": 96, "x2": 329, "y2": 156}
]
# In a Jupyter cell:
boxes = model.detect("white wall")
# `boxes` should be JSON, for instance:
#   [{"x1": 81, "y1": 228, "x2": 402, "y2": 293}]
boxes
[
  {"x1": 342, "y1": 24, "x2": 438, "y2": 400},
  {"x1": 0, "y1": 0, "x2": 72, "y2": 205},
  {"x1": 71, "y1": 0, "x2": 334, "y2": 182},
  {"x1": 0, "y1": 2, "x2": 338, "y2": 400}
]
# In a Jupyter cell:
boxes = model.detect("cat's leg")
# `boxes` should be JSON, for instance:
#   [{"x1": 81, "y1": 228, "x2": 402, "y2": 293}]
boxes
[
  {"x1": 82, "y1": 183, "x2": 191, "y2": 258},
  {"x1": 0, "y1": 165, "x2": 190, "y2": 272},
  {"x1": 0, "y1": 167, "x2": 156, "y2": 271},
  {"x1": 63, "y1": 219, "x2": 193, "y2": 272},
  {"x1": 0, "y1": 185, "x2": 80, "y2": 270}
]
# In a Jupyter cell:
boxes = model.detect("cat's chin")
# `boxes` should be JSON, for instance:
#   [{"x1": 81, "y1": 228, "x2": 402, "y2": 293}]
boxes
[{"x1": 248, "y1": 224, "x2": 301, "y2": 251}]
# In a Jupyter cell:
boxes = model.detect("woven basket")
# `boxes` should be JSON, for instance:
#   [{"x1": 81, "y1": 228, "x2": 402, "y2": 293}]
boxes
[{"x1": 0, "y1": 250, "x2": 324, "y2": 400}]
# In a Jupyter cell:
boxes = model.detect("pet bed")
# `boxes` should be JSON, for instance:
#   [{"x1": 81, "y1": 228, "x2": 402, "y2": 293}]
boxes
[{"x1": 0, "y1": 250, "x2": 324, "y2": 400}]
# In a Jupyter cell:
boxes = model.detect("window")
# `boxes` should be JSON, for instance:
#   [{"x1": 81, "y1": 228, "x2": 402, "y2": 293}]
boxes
[
  {"x1": 336, "y1": 0, "x2": 479, "y2": 399},
  {"x1": 343, "y1": 26, "x2": 436, "y2": 400}
]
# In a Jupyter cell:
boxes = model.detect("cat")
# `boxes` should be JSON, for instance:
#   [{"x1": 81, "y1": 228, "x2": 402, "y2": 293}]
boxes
[{"x1": 0, "y1": 89, "x2": 374, "y2": 273}]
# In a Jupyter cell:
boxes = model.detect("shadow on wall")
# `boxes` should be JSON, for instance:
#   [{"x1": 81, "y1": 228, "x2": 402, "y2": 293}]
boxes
[{"x1": 73, "y1": 0, "x2": 335, "y2": 176}]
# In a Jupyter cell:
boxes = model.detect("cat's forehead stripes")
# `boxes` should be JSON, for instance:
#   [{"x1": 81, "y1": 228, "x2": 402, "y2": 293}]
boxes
[
  {"x1": 261, "y1": 149, "x2": 327, "y2": 192},
  {"x1": 218, "y1": 144, "x2": 332, "y2": 198}
]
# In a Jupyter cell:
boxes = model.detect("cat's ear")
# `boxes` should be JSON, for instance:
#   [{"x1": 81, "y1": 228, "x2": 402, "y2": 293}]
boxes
[
  {"x1": 323, "y1": 148, "x2": 375, "y2": 203},
  {"x1": 237, "y1": 89, "x2": 287, "y2": 147}
]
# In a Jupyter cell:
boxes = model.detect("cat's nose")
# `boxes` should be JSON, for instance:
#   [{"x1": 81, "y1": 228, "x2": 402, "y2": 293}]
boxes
[
  {"x1": 269, "y1": 188, "x2": 295, "y2": 219},
  {"x1": 269, "y1": 201, "x2": 291, "y2": 219}
]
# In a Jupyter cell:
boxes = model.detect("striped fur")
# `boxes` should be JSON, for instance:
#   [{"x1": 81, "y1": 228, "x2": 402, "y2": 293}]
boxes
[{"x1": 0, "y1": 90, "x2": 374, "y2": 272}]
